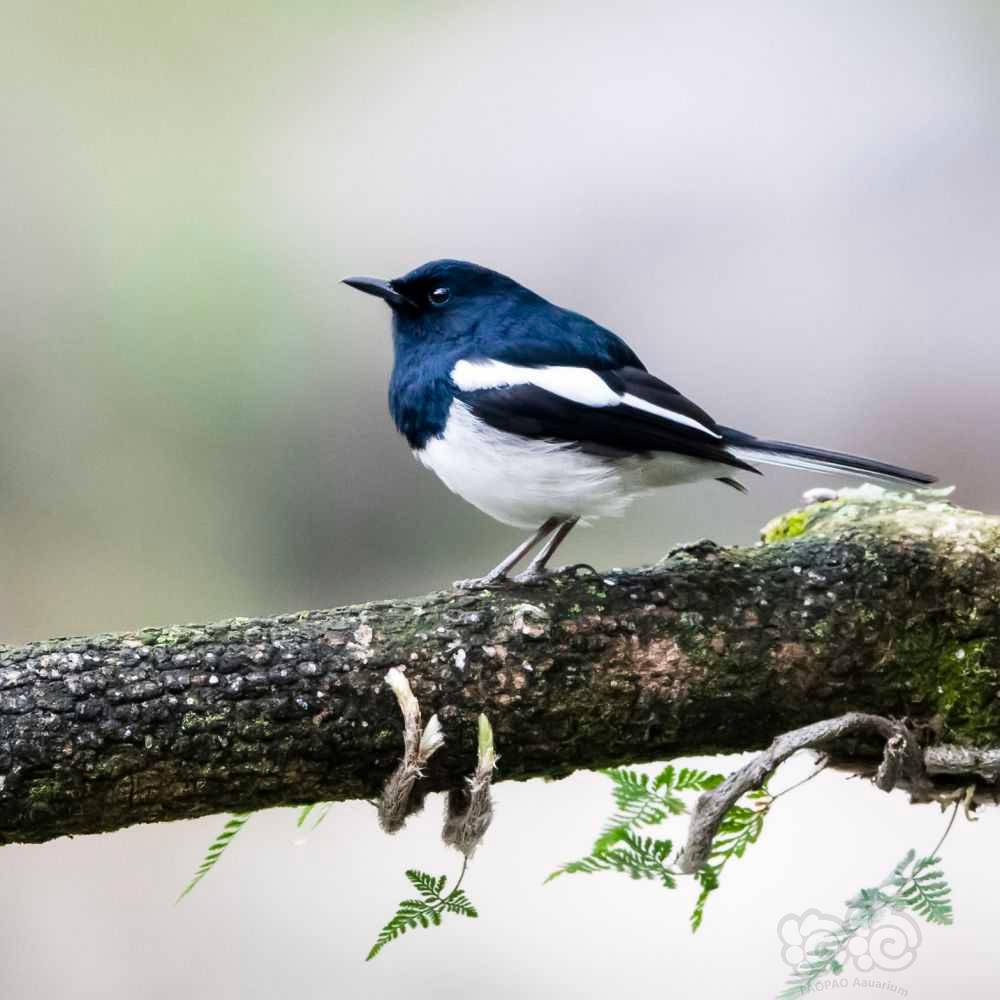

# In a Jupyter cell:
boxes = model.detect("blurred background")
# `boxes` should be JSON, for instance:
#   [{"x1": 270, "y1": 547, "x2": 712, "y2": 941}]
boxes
[{"x1": 2, "y1": 1, "x2": 998, "y2": 997}]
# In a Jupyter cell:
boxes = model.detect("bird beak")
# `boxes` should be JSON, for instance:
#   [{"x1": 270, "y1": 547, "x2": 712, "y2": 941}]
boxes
[{"x1": 341, "y1": 275, "x2": 415, "y2": 309}]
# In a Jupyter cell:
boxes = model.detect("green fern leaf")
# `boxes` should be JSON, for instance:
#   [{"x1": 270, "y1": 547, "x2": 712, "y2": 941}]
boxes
[
  {"x1": 595, "y1": 766, "x2": 688, "y2": 849},
  {"x1": 592, "y1": 824, "x2": 631, "y2": 854},
  {"x1": 177, "y1": 812, "x2": 253, "y2": 901},
  {"x1": 672, "y1": 768, "x2": 725, "y2": 792},
  {"x1": 367, "y1": 898, "x2": 431, "y2": 960},
  {"x1": 779, "y1": 845, "x2": 955, "y2": 996},
  {"x1": 296, "y1": 801, "x2": 334, "y2": 830},
  {"x1": 367, "y1": 869, "x2": 478, "y2": 960},
  {"x1": 406, "y1": 869, "x2": 444, "y2": 901},
  {"x1": 899, "y1": 856, "x2": 953, "y2": 925},
  {"x1": 654, "y1": 764, "x2": 676, "y2": 790},
  {"x1": 690, "y1": 866, "x2": 720, "y2": 931},
  {"x1": 690, "y1": 793, "x2": 769, "y2": 931},
  {"x1": 777, "y1": 925, "x2": 852, "y2": 998},
  {"x1": 603, "y1": 768, "x2": 652, "y2": 807},
  {"x1": 443, "y1": 890, "x2": 479, "y2": 917},
  {"x1": 548, "y1": 832, "x2": 676, "y2": 888}
]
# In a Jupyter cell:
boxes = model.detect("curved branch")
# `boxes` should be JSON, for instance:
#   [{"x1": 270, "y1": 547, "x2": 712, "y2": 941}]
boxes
[
  {"x1": 676, "y1": 712, "x2": 929, "y2": 874},
  {"x1": 2, "y1": 487, "x2": 999, "y2": 845}
]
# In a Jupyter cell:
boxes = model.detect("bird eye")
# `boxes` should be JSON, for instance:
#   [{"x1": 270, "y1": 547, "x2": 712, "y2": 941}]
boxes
[{"x1": 428, "y1": 287, "x2": 451, "y2": 306}]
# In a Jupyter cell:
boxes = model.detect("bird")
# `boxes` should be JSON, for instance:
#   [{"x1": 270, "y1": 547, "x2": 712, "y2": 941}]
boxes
[{"x1": 343, "y1": 259, "x2": 936, "y2": 589}]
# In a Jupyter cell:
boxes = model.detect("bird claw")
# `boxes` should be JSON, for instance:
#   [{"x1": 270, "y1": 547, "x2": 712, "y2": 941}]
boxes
[
  {"x1": 456, "y1": 561, "x2": 596, "y2": 590},
  {"x1": 512, "y1": 562, "x2": 598, "y2": 586},
  {"x1": 556, "y1": 562, "x2": 599, "y2": 577},
  {"x1": 453, "y1": 574, "x2": 507, "y2": 591}
]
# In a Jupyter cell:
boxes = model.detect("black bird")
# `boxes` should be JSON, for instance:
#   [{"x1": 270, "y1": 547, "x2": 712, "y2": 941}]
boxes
[{"x1": 344, "y1": 260, "x2": 935, "y2": 588}]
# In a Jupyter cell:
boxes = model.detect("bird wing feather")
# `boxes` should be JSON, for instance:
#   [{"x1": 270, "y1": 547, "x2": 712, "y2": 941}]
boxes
[{"x1": 452, "y1": 361, "x2": 759, "y2": 473}]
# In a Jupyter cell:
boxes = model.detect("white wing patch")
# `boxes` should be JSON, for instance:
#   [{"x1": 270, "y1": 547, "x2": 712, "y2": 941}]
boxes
[
  {"x1": 620, "y1": 392, "x2": 721, "y2": 438},
  {"x1": 450, "y1": 359, "x2": 721, "y2": 439},
  {"x1": 451, "y1": 359, "x2": 618, "y2": 406}
]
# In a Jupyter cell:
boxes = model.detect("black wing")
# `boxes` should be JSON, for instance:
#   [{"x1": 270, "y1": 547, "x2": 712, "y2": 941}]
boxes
[{"x1": 455, "y1": 365, "x2": 759, "y2": 474}]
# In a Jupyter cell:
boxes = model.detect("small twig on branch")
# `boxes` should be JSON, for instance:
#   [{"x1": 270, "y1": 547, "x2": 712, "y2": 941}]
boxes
[{"x1": 924, "y1": 746, "x2": 1000, "y2": 782}]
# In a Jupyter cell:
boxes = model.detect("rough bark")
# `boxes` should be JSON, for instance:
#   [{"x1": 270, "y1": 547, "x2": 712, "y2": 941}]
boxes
[{"x1": 2, "y1": 487, "x2": 999, "y2": 846}]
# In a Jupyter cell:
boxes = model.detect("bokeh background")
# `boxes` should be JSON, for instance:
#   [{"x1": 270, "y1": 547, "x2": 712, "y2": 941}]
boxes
[{"x1": 2, "y1": 2, "x2": 999, "y2": 997}]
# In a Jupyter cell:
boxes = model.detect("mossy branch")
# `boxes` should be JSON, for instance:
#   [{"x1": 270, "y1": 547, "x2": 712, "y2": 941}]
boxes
[{"x1": 2, "y1": 487, "x2": 1000, "y2": 845}]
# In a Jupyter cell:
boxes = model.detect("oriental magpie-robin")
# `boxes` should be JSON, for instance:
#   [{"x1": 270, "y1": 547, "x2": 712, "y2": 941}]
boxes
[{"x1": 344, "y1": 260, "x2": 935, "y2": 589}]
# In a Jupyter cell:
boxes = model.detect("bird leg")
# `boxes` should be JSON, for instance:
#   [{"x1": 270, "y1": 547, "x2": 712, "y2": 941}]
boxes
[
  {"x1": 512, "y1": 517, "x2": 580, "y2": 584},
  {"x1": 378, "y1": 668, "x2": 445, "y2": 833},
  {"x1": 442, "y1": 714, "x2": 498, "y2": 857},
  {"x1": 453, "y1": 516, "x2": 560, "y2": 590}
]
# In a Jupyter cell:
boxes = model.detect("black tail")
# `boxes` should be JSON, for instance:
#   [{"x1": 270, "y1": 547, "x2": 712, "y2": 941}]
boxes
[{"x1": 720, "y1": 426, "x2": 936, "y2": 487}]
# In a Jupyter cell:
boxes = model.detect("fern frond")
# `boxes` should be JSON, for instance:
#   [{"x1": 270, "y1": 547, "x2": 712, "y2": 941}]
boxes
[
  {"x1": 443, "y1": 890, "x2": 479, "y2": 917},
  {"x1": 898, "y1": 856, "x2": 953, "y2": 925},
  {"x1": 670, "y1": 768, "x2": 725, "y2": 792},
  {"x1": 779, "y1": 846, "x2": 955, "y2": 996},
  {"x1": 366, "y1": 899, "x2": 434, "y2": 960},
  {"x1": 407, "y1": 869, "x2": 447, "y2": 900},
  {"x1": 308, "y1": 802, "x2": 334, "y2": 830},
  {"x1": 689, "y1": 866, "x2": 719, "y2": 932},
  {"x1": 689, "y1": 792, "x2": 769, "y2": 930},
  {"x1": 548, "y1": 831, "x2": 676, "y2": 889},
  {"x1": 594, "y1": 766, "x2": 692, "y2": 851},
  {"x1": 296, "y1": 802, "x2": 336, "y2": 830},
  {"x1": 604, "y1": 768, "x2": 653, "y2": 806},
  {"x1": 880, "y1": 848, "x2": 917, "y2": 890},
  {"x1": 777, "y1": 929, "x2": 851, "y2": 999},
  {"x1": 367, "y1": 868, "x2": 478, "y2": 960},
  {"x1": 177, "y1": 812, "x2": 253, "y2": 901}
]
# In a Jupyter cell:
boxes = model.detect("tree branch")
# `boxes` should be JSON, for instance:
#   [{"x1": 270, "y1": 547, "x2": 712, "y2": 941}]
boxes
[
  {"x1": 2, "y1": 486, "x2": 999, "y2": 846},
  {"x1": 676, "y1": 711, "x2": 930, "y2": 874}
]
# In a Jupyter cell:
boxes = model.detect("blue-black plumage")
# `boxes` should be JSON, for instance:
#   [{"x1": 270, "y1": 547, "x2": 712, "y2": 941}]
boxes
[{"x1": 344, "y1": 259, "x2": 935, "y2": 588}]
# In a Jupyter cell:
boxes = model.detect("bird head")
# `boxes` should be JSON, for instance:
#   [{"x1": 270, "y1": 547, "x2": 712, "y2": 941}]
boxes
[{"x1": 343, "y1": 259, "x2": 535, "y2": 347}]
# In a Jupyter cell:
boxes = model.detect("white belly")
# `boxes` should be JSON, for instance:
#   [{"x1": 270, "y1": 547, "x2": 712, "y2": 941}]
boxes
[{"x1": 415, "y1": 401, "x2": 734, "y2": 529}]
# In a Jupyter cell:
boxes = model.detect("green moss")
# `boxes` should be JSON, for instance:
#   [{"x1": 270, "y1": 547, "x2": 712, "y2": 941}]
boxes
[
  {"x1": 888, "y1": 628, "x2": 1000, "y2": 745},
  {"x1": 151, "y1": 625, "x2": 209, "y2": 647},
  {"x1": 236, "y1": 717, "x2": 275, "y2": 739},
  {"x1": 28, "y1": 780, "x2": 62, "y2": 804},
  {"x1": 760, "y1": 503, "x2": 842, "y2": 544},
  {"x1": 181, "y1": 710, "x2": 230, "y2": 732},
  {"x1": 930, "y1": 639, "x2": 999, "y2": 745}
]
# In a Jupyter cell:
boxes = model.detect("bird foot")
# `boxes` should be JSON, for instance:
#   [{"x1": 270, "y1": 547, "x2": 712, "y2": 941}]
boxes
[
  {"x1": 556, "y1": 562, "x2": 599, "y2": 577},
  {"x1": 453, "y1": 573, "x2": 508, "y2": 591},
  {"x1": 512, "y1": 562, "x2": 598, "y2": 586},
  {"x1": 455, "y1": 561, "x2": 597, "y2": 590}
]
